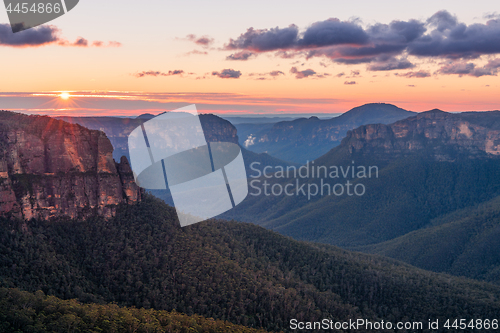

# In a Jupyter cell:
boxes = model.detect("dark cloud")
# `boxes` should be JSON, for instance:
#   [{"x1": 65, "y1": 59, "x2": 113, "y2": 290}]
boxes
[
  {"x1": 248, "y1": 70, "x2": 285, "y2": 78},
  {"x1": 298, "y1": 18, "x2": 369, "y2": 47},
  {"x1": 225, "y1": 25, "x2": 299, "y2": 52},
  {"x1": 72, "y1": 37, "x2": 88, "y2": 47},
  {"x1": 212, "y1": 69, "x2": 242, "y2": 78},
  {"x1": 0, "y1": 24, "x2": 121, "y2": 48},
  {"x1": 275, "y1": 50, "x2": 303, "y2": 58},
  {"x1": 222, "y1": 11, "x2": 500, "y2": 72},
  {"x1": 269, "y1": 70, "x2": 285, "y2": 76},
  {"x1": 438, "y1": 62, "x2": 475, "y2": 75},
  {"x1": 186, "y1": 34, "x2": 214, "y2": 47},
  {"x1": 0, "y1": 24, "x2": 58, "y2": 46},
  {"x1": 395, "y1": 70, "x2": 431, "y2": 78},
  {"x1": 344, "y1": 81, "x2": 357, "y2": 85},
  {"x1": 290, "y1": 67, "x2": 317, "y2": 79},
  {"x1": 316, "y1": 73, "x2": 331, "y2": 78},
  {"x1": 483, "y1": 12, "x2": 500, "y2": 20},
  {"x1": 226, "y1": 50, "x2": 256, "y2": 61},
  {"x1": 427, "y1": 11, "x2": 458, "y2": 32},
  {"x1": 437, "y1": 59, "x2": 500, "y2": 77},
  {"x1": 134, "y1": 70, "x2": 185, "y2": 78},
  {"x1": 367, "y1": 57, "x2": 414, "y2": 71},
  {"x1": 408, "y1": 13, "x2": 500, "y2": 58},
  {"x1": 336, "y1": 72, "x2": 345, "y2": 77},
  {"x1": 387, "y1": 20, "x2": 427, "y2": 42}
]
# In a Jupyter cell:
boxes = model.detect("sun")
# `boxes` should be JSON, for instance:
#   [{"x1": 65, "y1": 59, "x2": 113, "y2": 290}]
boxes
[{"x1": 59, "y1": 92, "x2": 70, "y2": 100}]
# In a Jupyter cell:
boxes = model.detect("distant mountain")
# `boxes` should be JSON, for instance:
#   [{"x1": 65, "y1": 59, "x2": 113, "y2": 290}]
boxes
[
  {"x1": 0, "y1": 111, "x2": 142, "y2": 220},
  {"x1": 224, "y1": 110, "x2": 500, "y2": 285},
  {"x1": 1, "y1": 196, "x2": 500, "y2": 332},
  {"x1": 243, "y1": 103, "x2": 415, "y2": 164},
  {"x1": 135, "y1": 112, "x2": 158, "y2": 120}
]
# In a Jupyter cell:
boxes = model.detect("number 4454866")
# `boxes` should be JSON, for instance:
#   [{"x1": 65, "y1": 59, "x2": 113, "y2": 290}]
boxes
[
  {"x1": 5, "y1": 2, "x2": 62, "y2": 14},
  {"x1": 444, "y1": 319, "x2": 498, "y2": 330}
]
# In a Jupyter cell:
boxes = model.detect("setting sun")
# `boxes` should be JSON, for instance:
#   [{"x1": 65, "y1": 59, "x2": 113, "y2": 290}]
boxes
[{"x1": 60, "y1": 92, "x2": 70, "y2": 100}]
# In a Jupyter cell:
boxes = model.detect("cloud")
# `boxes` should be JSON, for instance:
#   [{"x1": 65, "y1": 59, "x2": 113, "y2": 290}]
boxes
[
  {"x1": 225, "y1": 25, "x2": 299, "y2": 51},
  {"x1": 275, "y1": 50, "x2": 304, "y2": 59},
  {"x1": 336, "y1": 72, "x2": 345, "y2": 77},
  {"x1": 0, "y1": 24, "x2": 58, "y2": 47},
  {"x1": 59, "y1": 38, "x2": 120, "y2": 47},
  {"x1": 483, "y1": 12, "x2": 500, "y2": 20},
  {"x1": 248, "y1": 70, "x2": 285, "y2": 79},
  {"x1": 107, "y1": 41, "x2": 122, "y2": 47},
  {"x1": 212, "y1": 69, "x2": 242, "y2": 78},
  {"x1": 185, "y1": 50, "x2": 208, "y2": 56},
  {"x1": 408, "y1": 12, "x2": 500, "y2": 58},
  {"x1": 298, "y1": 19, "x2": 370, "y2": 47},
  {"x1": 222, "y1": 11, "x2": 500, "y2": 72},
  {"x1": 427, "y1": 11, "x2": 458, "y2": 32},
  {"x1": 269, "y1": 70, "x2": 285, "y2": 76},
  {"x1": 186, "y1": 34, "x2": 214, "y2": 47},
  {"x1": 72, "y1": 37, "x2": 88, "y2": 47},
  {"x1": 367, "y1": 57, "x2": 415, "y2": 71},
  {"x1": 290, "y1": 67, "x2": 317, "y2": 78},
  {"x1": 226, "y1": 50, "x2": 256, "y2": 60},
  {"x1": 133, "y1": 70, "x2": 185, "y2": 78},
  {"x1": 436, "y1": 59, "x2": 500, "y2": 77},
  {"x1": 316, "y1": 73, "x2": 331, "y2": 78},
  {"x1": 344, "y1": 81, "x2": 357, "y2": 85},
  {"x1": 0, "y1": 24, "x2": 122, "y2": 48},
  {"x1": 395, "y1": 70, "x2": 431, "y2": 78}
]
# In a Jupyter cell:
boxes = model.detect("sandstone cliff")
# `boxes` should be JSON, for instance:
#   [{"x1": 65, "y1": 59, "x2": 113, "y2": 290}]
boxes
[
  {"x1": 0, "y1": 111, "x2": 142, "y2": 220},
  {"x1": 342, "y1": 109, "x2": 500, "y2": 160}
]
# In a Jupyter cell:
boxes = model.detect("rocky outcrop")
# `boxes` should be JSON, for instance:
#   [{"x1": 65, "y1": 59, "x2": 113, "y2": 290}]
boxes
[
  {"x1": 0, "y1": 111, "x2": 142, "y2": 220},
  {"x1": 199, "y1": 114, "x2": 239, "y2": 144},
  {"x1": 342, "y1": 109, "x2": 500, "y2": 160}
]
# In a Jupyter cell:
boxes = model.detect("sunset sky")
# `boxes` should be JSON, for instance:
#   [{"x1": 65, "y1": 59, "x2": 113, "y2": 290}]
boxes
[{"x1": 1, "y1": 0, "x2": 499, "y2": 116}]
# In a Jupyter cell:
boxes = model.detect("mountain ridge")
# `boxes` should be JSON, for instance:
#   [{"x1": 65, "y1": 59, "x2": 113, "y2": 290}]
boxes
[{"x1": 242, "y1": 103, "x2": 416, "y2": 163}]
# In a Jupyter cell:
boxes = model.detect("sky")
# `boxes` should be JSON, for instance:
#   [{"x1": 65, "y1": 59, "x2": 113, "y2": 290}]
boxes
[{"x1": 0, "y1": 0, "x2": 499, "y2": 116}]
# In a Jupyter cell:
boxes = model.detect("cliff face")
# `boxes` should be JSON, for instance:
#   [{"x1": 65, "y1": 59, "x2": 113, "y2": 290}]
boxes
[
  {"x1": 0, "y1": 111, "x2": 142, "y2": 220},
  {"x1": 342, "y1": 110, "x2": 500, "y2": 160}
]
